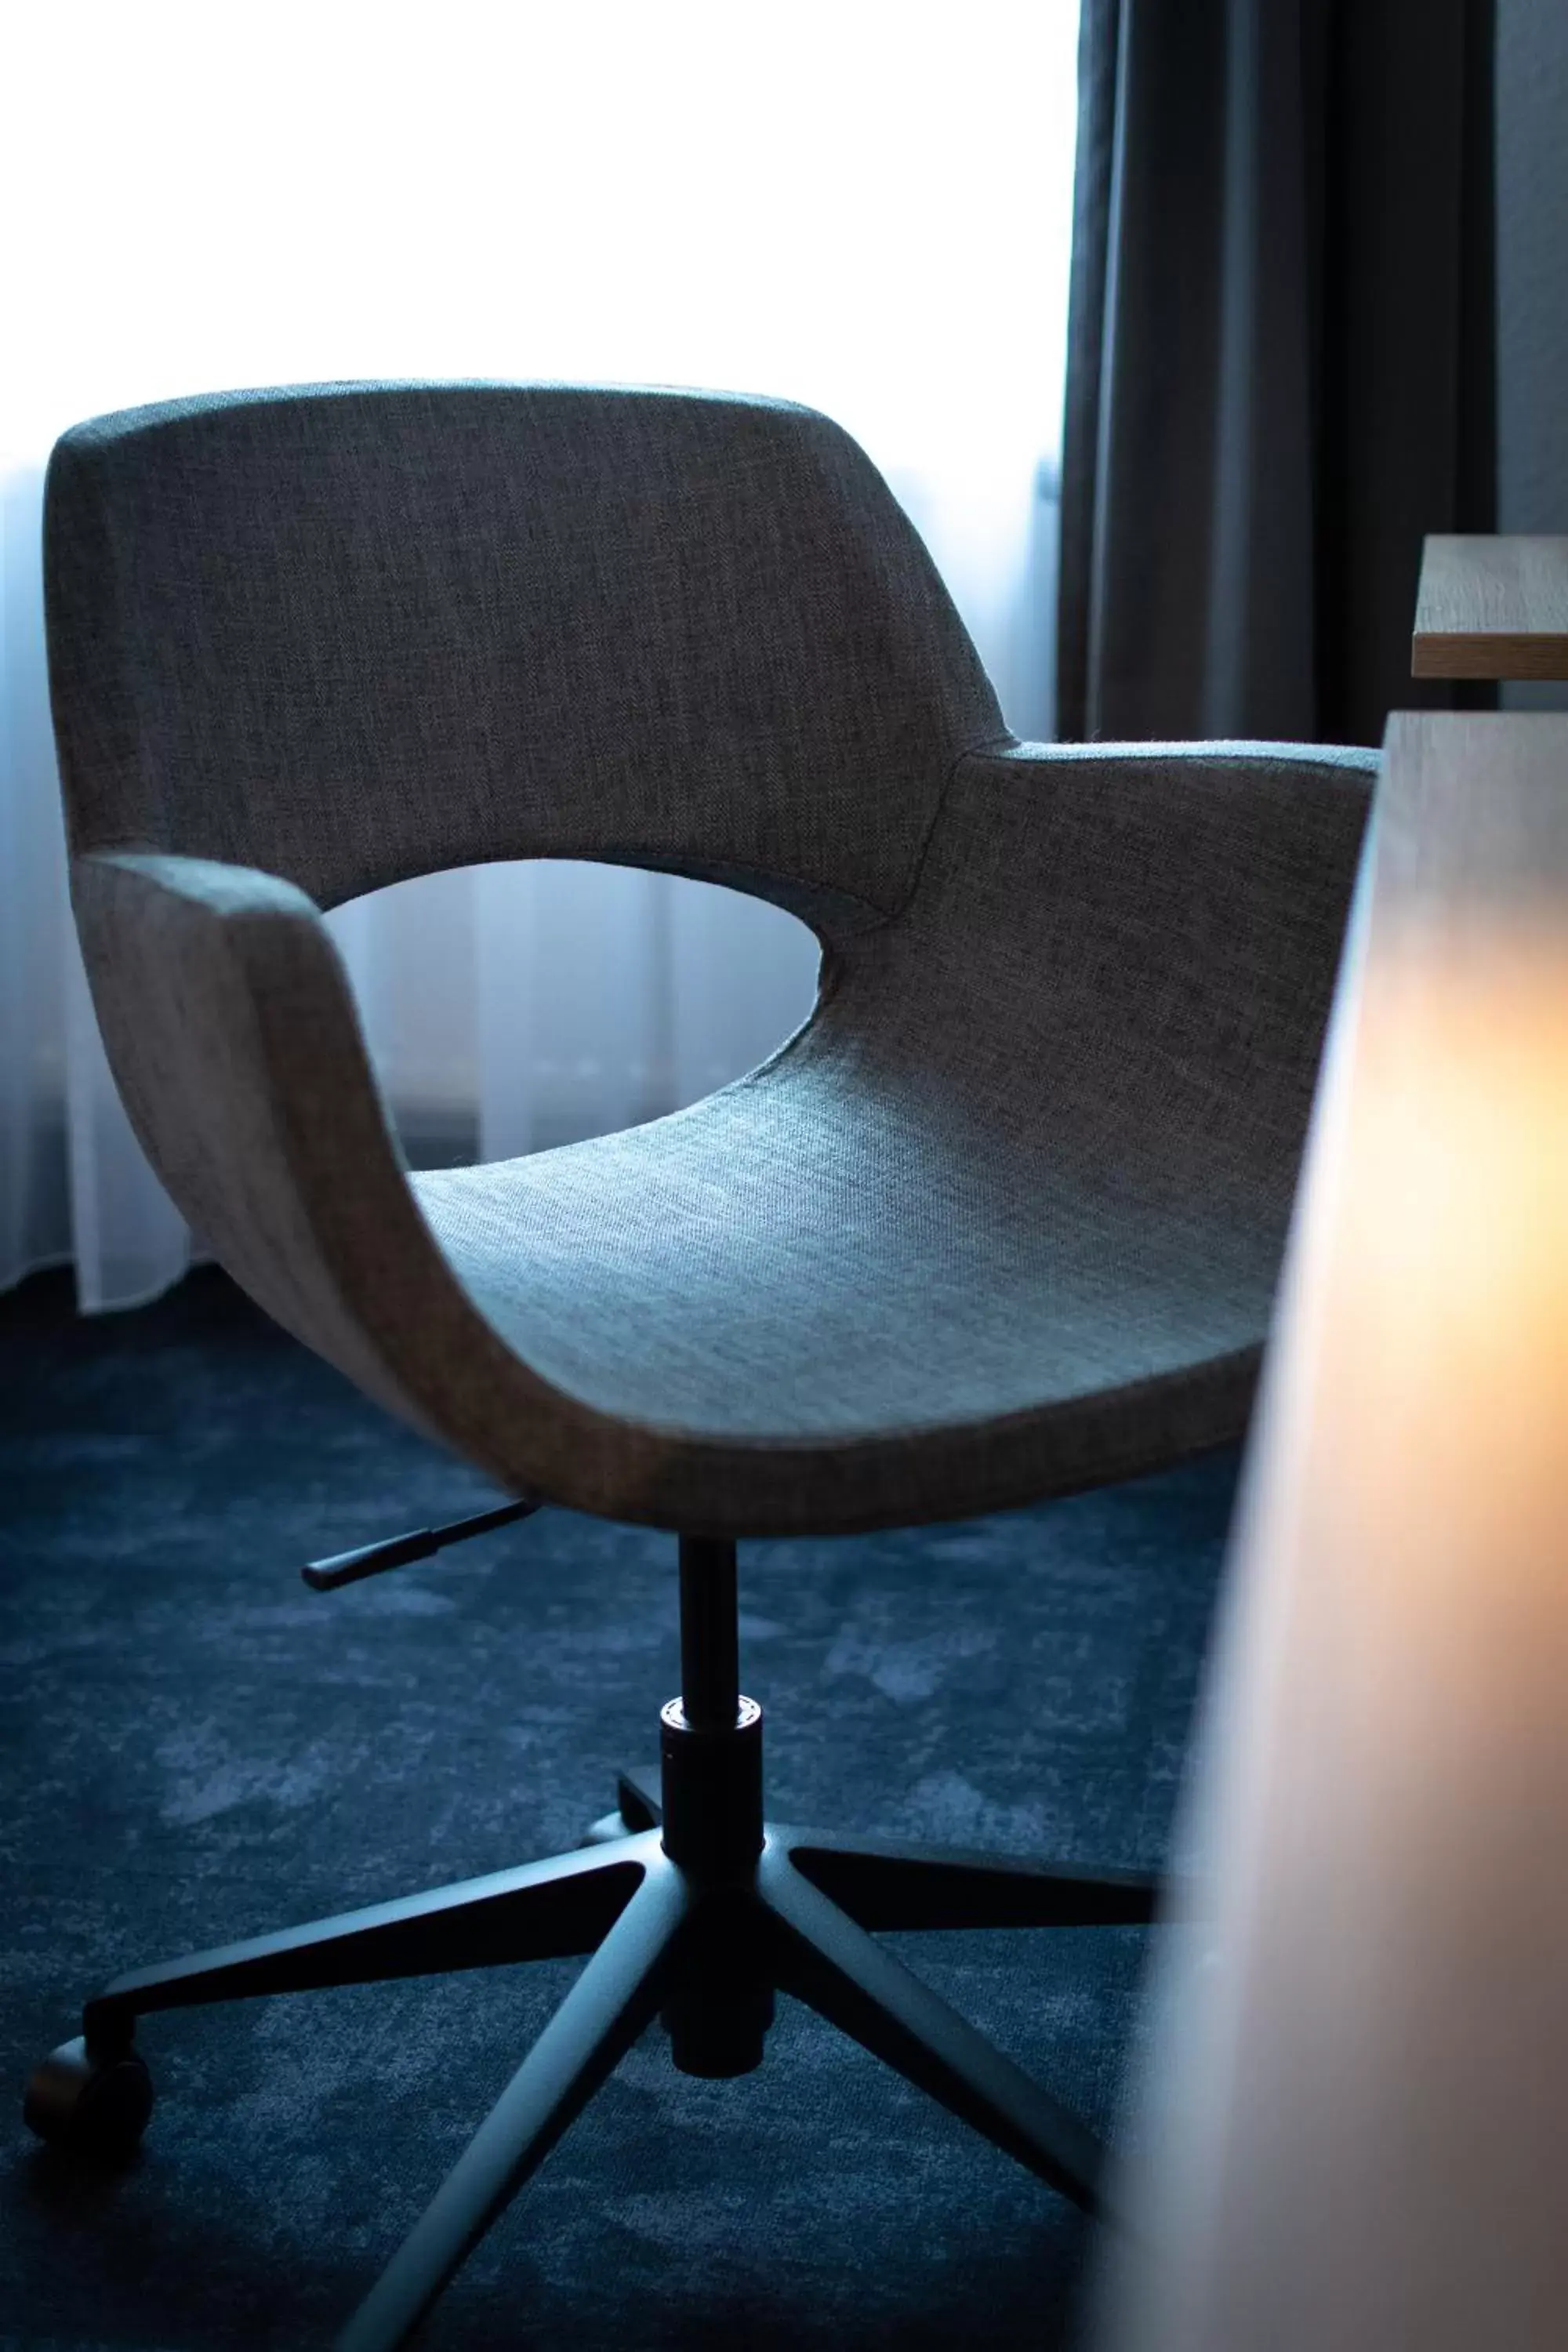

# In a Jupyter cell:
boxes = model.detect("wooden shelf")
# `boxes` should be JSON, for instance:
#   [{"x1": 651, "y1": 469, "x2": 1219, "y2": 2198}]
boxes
[{"x1": 1412, "y1": 534, "x2": 1568, "y2": 680}]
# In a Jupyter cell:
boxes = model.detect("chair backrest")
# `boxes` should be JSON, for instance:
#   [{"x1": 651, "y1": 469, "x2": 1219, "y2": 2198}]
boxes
[{"x1": 45, "y1": 381, "x2": 1004, "y2": 923}]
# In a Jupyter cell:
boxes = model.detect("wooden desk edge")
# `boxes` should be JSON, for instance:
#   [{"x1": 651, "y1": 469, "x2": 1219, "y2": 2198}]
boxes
[
  {"x1": 1101, "y1": 708, "x2": 1568, "y2": 2352},
  {"x1": 1412, "y1": 630, "x2": 1568, "y2": 682}
]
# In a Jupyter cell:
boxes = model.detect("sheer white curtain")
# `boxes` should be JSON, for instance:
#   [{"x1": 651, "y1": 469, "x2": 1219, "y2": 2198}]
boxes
[{"x1": 0, "y1": 0, "x2": 1080, "y2": 1311}]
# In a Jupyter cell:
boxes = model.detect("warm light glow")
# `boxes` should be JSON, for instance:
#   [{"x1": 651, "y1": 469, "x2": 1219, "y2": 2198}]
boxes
[
  {"x1": 1102, "y1": 884, "x2": 1568, "y2": 2352},
  {"x1": 1316, "y1": 920, "x2": 1568, "y2": 1649}
]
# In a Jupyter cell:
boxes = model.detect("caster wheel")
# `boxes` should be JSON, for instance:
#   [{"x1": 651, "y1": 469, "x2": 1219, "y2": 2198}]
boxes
[{"x1": 23, "y1": 2036, "x2": 154, "y2": 2155}]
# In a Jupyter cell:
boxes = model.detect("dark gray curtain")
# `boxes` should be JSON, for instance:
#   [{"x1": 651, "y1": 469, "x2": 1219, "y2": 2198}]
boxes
[{"x1": 1057, "y1": 0, "x2": 1496, "y2": 746}]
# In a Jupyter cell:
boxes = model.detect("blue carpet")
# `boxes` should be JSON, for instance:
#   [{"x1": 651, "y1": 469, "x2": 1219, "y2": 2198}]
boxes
[{"x1": 0, "y1": 1268, "x2": 1235, "y2": 2350}]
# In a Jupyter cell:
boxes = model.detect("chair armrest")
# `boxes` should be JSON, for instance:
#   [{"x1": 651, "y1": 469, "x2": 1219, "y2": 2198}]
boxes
[
  {"x1": 899, "y1": 737, "x2": 1380, "y2": 1218},
  {"x1": 967, "y1": 735, "x2": 1380, "y2": 847},
  {"x1": 71, "y1": 849, "x2": 451, "y2": 1430},
  {"x1": 71, "y1": 850, "x2": 668, "y2": 1504},
  {"x1": 942, "y1": 738, "x2": 1380, "y2": 1031},
  {"x1": 988, "y1": 734, "x2": 1378, "y2": 1056}
]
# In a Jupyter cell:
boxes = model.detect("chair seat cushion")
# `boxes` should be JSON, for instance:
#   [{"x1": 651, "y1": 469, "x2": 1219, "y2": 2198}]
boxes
[{"x1": 411, "y1": 1046, "x2": 1272, "y2": 1524}]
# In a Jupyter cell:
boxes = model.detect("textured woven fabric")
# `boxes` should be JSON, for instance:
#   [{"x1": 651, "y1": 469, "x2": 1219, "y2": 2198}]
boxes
[
  {"x1": 411, "y1": 739, "x2": 1374, "y2": 1522},
  {"x1": 46, "y1": 381, "x2": 1002, "y2": 924},
  {"x1": 49, "y1": 385, "x2": 1377, "y2": 1536},
  {"x1": 419, "y1": 738, "x2": 1375, "y2": 1436}
]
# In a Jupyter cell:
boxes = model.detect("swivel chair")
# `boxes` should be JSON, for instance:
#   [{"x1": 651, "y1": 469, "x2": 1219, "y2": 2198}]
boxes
[{"x1": 24, "y1": 383, "x2": 1377, "y2": 2350}]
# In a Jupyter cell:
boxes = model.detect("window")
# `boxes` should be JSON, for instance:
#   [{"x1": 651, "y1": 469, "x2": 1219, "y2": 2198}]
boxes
[{"x1": 1, "y1": 2, "x2": 1082, "y2": 1302}]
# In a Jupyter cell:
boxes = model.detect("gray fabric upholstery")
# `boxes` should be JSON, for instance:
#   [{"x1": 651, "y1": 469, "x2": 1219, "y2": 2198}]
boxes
[
  {"x1": 413, "y1": 740, "x2": 1374, "y2": 1528},
  {"x1": 47, "y1": 382, "x2": 1003, "y2": 925},
  {"x1": 49, "y1": 385, "x2": 1377, "y2": 1537}
]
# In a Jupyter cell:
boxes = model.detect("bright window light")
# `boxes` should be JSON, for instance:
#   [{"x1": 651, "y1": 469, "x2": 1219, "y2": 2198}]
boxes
[
  {"x1": 5, "y1": 0, "x2": 1080, "y2": 727},
  {"x1": 2, "y1": 0, "x2": 1083, "y2": 1306}
]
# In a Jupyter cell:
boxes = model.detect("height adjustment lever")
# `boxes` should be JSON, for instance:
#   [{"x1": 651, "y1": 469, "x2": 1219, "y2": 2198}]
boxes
[{"x1": 300, "y1": 1497, "x2": 543, "y2": 1592}]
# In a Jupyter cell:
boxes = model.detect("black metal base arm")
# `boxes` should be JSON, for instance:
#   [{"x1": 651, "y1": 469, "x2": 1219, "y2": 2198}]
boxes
[
  {"x1": 76, "y1": 1806, "x2": 1154, "y2": 2352},
  {"x1": 38, "y1": 1537, "x2": 1161, "y2": 2352}
]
